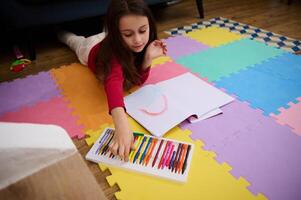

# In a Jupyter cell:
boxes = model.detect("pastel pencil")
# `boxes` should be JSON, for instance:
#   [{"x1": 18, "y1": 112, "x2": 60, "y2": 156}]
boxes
[
  {"x1": 152, "y1": 139, "x2": 164, "y2": 167},
  {"x1": 169, "y1": 143, "x2": 180, "y2": 170},
  {"x1": 175, "y1": 143, "x2": 185, "y2": 173},
  {"x1": 133, "y1": 136, "x2": 146, "y2": 163},
  {"x1": 101, "y1": 132, "x2": 114, "y2": 155},
  {"x1": 133, "y1": 132, "x2": 144, "y2": 137},
  {"x1": 109, "y1": 152, "x2": 114, "y2": 158},
  {"x1": 178, "y1": 144, "x2": 187, "y2": 173},
  {"x1": 144, "y1": 138, "x2": 157, "y2": 166},
  {"x1": 165, "y1": 144, "x2": 174, "y2": 167},
  {"x1": 158, "y1": 141, "x2": 169, "y2": 169},
  {"x1": 129, "y1": 136, "x2": 139, "y2": 160},
  {"x1": 161, "y1": 142, "x2": 172, "y2": 169},
  {"x1": 143, "y1": 138, "x2": 155, "y2": 165},
  {"x1": 130, "y1": 136, "x2": 143, "y2": 162},
  {"x1": 182, "y1": 145, "x2": 191, "y2": 174},
  {"x1": 174, "y1": 143, "x2": 184, "y2": 172},
  {"x1": 98, "y1": 131, "x2": 114, "y2": 155},
  {"x1": 168, "y1": 151, "x2": 176, "y2": 170},
  {"x1": 172, "y1": 143, "x2": 182, "y2": 172},
  {"x1": 101, "y1": 133, "x2": 114, "y2": 155},
  {"x1": 95, "y1": 130, "x2": 109, "y2": 154},
  {"x1": 137, "y1": 137, "x2": 149, "y2": 162},
  {"x1": 140, "y1": 137, "x2": 152, "y2": 164}
]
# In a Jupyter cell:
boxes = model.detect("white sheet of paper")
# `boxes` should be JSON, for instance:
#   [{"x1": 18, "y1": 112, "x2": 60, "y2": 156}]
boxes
[
  {"x1": 125, "y1": 72, "x2": 234, "y2": 137},
  {"x1": 187, "y1": 108, "x2": 223, "y2": 123}
]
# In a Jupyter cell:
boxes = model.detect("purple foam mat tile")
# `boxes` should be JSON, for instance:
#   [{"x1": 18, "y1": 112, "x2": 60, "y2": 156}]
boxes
[
  {"x1": 163, "y1": 35, "x2": 209, "y2": 60},
  {"x1": 0, "y1": 71, "x2": 61, "y2": 116},
  {"x1": 180, "y1": 99, "x2": 264, "y2": 151},
  {"x1": 215, "y1": 115, "x2": 301, "y2": 200}
]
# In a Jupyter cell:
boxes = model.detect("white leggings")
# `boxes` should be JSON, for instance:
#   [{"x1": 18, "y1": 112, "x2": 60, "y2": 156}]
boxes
[{"x1": 58, "y1": 31, "x2": 106, "y2": 65}]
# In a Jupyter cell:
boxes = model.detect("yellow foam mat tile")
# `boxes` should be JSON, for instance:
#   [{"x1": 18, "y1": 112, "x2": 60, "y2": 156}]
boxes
[
  {"x1": 50, "y1": 63, "x2": 112, "y2": 131},
  {"x1": 185, "y1": 26, "x2": 244, "y2": 47},
  {"x1": 90, "y1": 118, "x2": 267, "y2": 200},
  {"x1": 85, "y1": 123, "x2": 111, "y2": 146},
  {"x1": 151, "y1": 56, "x2": 172, "y2": 66}
]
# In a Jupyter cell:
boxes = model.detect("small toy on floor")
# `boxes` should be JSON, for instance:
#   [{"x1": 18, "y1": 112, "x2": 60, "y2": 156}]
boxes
[{"x1": 10, "y1": 46, "x2": 31, "y2": 73}]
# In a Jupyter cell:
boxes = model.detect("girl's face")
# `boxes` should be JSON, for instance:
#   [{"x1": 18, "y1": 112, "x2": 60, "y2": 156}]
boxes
[{"x1": 119, "y1": 14, "x2": 150, "y2": 53}]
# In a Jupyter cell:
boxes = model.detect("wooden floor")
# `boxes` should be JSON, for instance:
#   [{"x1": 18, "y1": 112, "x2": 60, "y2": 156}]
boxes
[{"x1": 1, "y1": 0, "x2": 301, "y2": 199}]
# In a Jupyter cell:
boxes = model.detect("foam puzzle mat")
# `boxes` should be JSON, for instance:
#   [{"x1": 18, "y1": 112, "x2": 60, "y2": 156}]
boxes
[
  {"x1": 165, "y1": 17, "x2": 301, "y2": 52},
  {"x1": 1, "y1": 18, "x2": 301, "y2": 200}
]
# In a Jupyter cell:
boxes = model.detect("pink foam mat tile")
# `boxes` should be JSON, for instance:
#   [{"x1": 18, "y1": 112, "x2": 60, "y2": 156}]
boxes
[
  {"x1": 0, "y1": 96, "x2": 85, "y2": 139},
  {"x1": 143, "y1": 61, "x2": 189, "y2": 85},
  {"x1": 270, "y1": 97, "x2": 301, "y2": 136},
  {"x1": 0, "y1": 71, "x2": 61, "y2": 116}
]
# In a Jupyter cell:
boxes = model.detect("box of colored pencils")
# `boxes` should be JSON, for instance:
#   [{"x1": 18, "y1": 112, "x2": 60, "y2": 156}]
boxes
[{"x1": 85, "y1": 128, "x2": 194, "y2": 183}]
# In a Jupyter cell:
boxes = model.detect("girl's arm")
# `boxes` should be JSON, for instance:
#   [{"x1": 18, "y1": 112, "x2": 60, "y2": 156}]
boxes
[
  {"x1": 104, "y1": 58, "x2": 135, "y2": 161},
  {"x1": 110, "y1": 107, "x2": 134, "y2": 161},
  {"x1": 139, "y1": 40, "x2": 167, "y2": 84}
]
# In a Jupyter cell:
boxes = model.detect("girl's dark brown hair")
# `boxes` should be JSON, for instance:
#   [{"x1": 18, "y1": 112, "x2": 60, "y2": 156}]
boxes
[{"x1": 96, "y1": 0, "x2": 157, "y2": 89}]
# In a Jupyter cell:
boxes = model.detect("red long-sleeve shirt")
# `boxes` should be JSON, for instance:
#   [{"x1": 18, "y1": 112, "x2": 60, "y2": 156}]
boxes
[{"x1": 88, "y1": 42, "x2": 150, "y2": 113}]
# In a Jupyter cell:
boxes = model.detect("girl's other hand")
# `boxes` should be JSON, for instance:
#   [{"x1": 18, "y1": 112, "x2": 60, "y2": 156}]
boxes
[{"x1": 145, "y1": 39, "x2": 167, "y2": 61}]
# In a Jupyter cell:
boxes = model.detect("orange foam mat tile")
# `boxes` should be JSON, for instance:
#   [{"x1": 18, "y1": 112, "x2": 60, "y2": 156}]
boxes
[{"x1": 50, "y1": 63, "x2": 112, "y2": 131}]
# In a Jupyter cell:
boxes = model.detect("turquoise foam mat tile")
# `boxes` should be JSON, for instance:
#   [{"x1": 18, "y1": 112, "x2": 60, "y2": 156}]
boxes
[
  {"x1": 215, "y1": 53, "x2": 301, "y2": 115},
  {"x1": 175, "y1": 38, "x2": 285, "y2": 81}
]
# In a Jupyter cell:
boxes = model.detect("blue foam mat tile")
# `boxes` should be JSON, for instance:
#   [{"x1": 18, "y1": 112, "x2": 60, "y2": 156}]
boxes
[{"x1": 215, "y1": 53, "x2": 301, "y2": 115}]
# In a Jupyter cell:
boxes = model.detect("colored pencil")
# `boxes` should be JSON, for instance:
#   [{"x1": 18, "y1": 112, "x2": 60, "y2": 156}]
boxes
[
  {"x1": 165, "y1": 144, "x2": 174, "y2": 167},
  {"x1": 98, "y1": 131, "x2": 114, "y2": 155},
  {"x1": 142, "y1": 138, "x2": 154, "y2": 165},
  {"x1": 95, "y1": 129, "x2": 110, "y2": 154},
  {"x1": 140, "y1": 137, "x2": 152, "y2": 164},
  {"x1": 129, "y1": 136, "x2": 138, "y2": 159},
  {"x1": 169, "y1": 143, "x2": 180, "y2": 170},
  {"x1": 101, "y1": 133, "x2": 114, "y2": 155},
  {"x1": 178, "y1": 144, "x2": 187, "y2": 173},
  {"x1": 144, "y1": 138, "x2": 157, "y2": 166},
  {"x1": 129, "y1": 136, "x2": 140, "y2": 162},
  {"x1": 172, "y1": 143, "x2": 182, "y2": 172},
  {"x1": 133, "y1": 136, "x2": 146, "y2": 163},
  {"x1": 137, "y1": 137, "x2": 149, "y2": 162},
  {"x1": 133, "y1": 132, "x2": 144, "y2": 137},
  {"x1": 168, "y1": 151, "x2": 176, "y2": 170},
  {"x1": 152, "y1": 139, "x2": 164, "y2": 167},
  {"x1": 158, "y1": 141, "x2": 169, "y2": 169},
  {"x1": 174, "y1": 143, "x2": 184, "y2": 172},
  {"x1": 182, "y1": 145, "x2": 191, "y2": 174},
  {"x1": 161, "y1": 141, "x2": 172, "y2": 169},
  {"x1": 130, "y1": 136, "x2": 143, "y2": 162}
]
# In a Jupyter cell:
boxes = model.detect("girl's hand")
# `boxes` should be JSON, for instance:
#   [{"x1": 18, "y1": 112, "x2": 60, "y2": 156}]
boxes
[
  {"x1": 110, "y1": 107, "x2": 135, "y2": 161},
  {"x1": 109, "y1": 127, "x2": 135, "y2": 161},
  {"x1": 145, "y1": 40, "x2": 167, "y2": 61}
]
